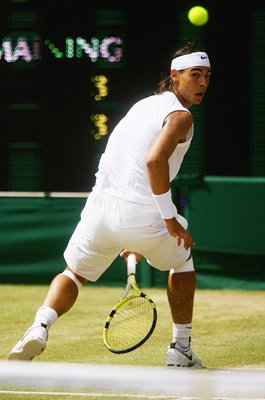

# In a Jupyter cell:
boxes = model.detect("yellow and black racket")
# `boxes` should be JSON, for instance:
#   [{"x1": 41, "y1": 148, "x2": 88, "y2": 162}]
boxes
[{"x1": 103, "y1": 253, "x2": 157, "y2": 354}]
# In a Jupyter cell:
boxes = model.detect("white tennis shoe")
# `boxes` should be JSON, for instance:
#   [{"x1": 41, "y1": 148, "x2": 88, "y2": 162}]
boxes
[
  {"x1": 8, "y1": 324, "x2": 48, "y2": 361},
  {"x1": 166, "y1": 342, "x2": 202, "y2": 368}
]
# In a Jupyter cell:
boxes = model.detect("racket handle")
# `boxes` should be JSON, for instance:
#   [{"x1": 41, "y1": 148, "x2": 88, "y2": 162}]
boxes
[{"x1": 127, "y1": 253, "x2": 137, "y2": 275}]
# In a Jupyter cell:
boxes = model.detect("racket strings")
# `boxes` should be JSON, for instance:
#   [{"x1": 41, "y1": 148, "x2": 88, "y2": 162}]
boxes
[{"x1": 106, "y1": 296, "x2": 155, "y2": 351}]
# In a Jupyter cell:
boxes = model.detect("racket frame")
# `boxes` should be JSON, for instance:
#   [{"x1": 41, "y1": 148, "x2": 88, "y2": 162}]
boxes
[{"x1": 103, "y1": 253, "x2": 157, "y2": 354}]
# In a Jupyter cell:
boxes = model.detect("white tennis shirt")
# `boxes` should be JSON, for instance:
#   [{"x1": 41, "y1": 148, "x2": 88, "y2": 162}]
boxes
[{"x1": 94, "y1": 91, "x2": 193, "y2": 204}]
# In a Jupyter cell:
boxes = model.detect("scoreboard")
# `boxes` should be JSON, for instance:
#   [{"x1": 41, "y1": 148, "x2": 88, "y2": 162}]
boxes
[
  {"x1": 1, "y1": 3, "x2": 132, "y2": 191},
  {"x1": 0, "y1": 0, "x2": 264, "y2": 193}
]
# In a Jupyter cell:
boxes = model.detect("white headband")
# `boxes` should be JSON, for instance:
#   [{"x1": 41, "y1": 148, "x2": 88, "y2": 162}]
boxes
[{"x1": 171, "y1": 52, "x2": 211, "y2": 71}]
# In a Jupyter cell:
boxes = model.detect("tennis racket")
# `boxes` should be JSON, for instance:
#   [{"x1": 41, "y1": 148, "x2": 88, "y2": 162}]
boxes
[{"x1": 103, "y1": 253, "x2": 157, "y2": 354}]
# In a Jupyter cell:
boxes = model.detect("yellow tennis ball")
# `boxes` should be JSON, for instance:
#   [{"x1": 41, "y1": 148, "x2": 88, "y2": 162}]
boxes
[{"x1": 188, "y1": 6, "x2": 209, "y2": 27}]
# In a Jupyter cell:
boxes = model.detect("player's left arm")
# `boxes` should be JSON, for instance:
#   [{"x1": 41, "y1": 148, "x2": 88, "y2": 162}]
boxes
[
  {"x1": 146, "y1": 110, "x2": 192, "y2": 194},
  {"x1": 146, "y1": 110, "x2": 195, "y2": 249}
]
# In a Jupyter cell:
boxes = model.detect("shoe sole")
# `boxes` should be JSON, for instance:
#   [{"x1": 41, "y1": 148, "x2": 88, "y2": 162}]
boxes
[{"x1": 8, "y1": 338, "x2": 46, "y2": 361}]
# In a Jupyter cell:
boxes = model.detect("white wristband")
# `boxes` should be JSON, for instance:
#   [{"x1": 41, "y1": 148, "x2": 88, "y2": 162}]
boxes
[{"x1": 152, "y1": 189, "x2": 175, "y2": 219}]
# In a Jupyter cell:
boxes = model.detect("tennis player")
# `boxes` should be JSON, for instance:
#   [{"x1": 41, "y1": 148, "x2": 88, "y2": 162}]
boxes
[{"x1": 8, "y1": 41, "x2": 211, "y2": 368}]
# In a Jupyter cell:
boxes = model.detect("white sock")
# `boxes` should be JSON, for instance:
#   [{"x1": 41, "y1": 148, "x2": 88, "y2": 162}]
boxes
[
  {"x1": 172, "y1": 323, "x2": 192, "y2": 350},
  {"x1": 32, "y1": 306, "x2": 58, "y2": 329}
]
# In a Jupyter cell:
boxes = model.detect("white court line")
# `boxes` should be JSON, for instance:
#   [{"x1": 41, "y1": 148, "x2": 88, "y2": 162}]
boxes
[
  {"x1": 0, "y1": 391, "x2": 265, "y2": 400},
  {"x1": 0, "y1": 391, "x2": 182, "y2": 399}
]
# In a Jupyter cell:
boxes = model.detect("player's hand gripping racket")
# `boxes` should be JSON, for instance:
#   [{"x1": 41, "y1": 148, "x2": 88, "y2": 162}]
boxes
[{"x1": 103, "y1": 253, "x2": 157, "y2": 354}]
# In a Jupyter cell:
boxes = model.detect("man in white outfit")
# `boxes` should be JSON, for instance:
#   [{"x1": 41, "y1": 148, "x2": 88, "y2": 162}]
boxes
[{"x1": 8, "y1": 41, "x2": 211, "y2": 368}]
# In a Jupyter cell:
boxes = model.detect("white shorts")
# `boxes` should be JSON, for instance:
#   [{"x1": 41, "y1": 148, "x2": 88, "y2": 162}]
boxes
[{"x1": 64, "y1": 189, "x2": 190, "y2": 281}]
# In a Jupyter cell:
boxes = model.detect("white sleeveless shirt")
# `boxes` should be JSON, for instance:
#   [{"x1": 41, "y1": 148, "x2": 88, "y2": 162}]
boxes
[{"x1": 94, "y1": 91, "x2": 193, "y2": 204}]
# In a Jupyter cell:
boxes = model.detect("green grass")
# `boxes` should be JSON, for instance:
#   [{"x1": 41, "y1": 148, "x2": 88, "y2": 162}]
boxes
[
  {"x1": 0, "y1": 285, "x2": 265, "y2": 399},
  {"x1": 1, "y1": 285, "x2": 265, "y2": 368}
]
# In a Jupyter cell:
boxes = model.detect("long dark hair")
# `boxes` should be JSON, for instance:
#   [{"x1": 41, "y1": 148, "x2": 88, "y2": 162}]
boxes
[{"x1": 155, "y1": 41, "x2": 205, "y2": 94}]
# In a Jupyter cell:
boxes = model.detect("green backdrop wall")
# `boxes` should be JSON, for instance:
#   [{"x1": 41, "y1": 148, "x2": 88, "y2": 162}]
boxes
[{"x1": 0, "y1": 176, "x2": 264, "y2": 289}]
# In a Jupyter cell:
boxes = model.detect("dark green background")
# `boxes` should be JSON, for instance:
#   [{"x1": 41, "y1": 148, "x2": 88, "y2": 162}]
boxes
[{"x1": 1, "y1": 177, "x2": 264, "y2": 289}]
